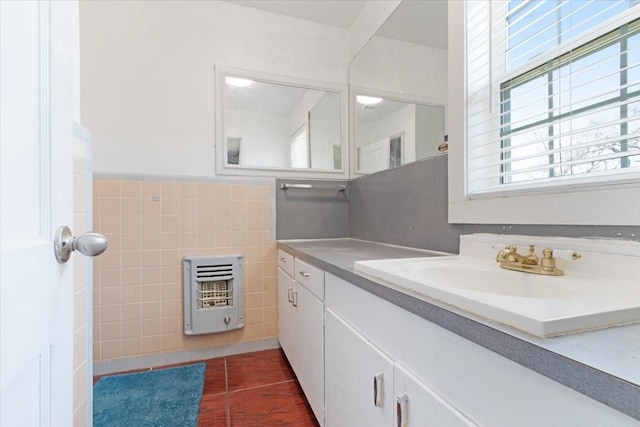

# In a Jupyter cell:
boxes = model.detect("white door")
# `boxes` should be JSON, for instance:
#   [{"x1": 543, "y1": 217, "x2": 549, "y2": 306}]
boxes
[
  {"x1": 358, "y1": 138, "x2": 390, "y2": 173},
  {"x1": 1, "y1": 1, "x2": 78, "y2": 425}
]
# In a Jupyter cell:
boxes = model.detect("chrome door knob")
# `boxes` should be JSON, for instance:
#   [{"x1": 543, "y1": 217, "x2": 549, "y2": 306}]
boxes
[{"x1": 54, "y1": 226, "x2": 108, "y2": 263}]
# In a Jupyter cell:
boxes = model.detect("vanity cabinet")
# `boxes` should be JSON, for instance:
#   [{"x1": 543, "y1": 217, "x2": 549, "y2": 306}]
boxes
[
  {"x1": 277, "y1": 247, "x2": 637, "y2": 426},
  {"x1": 325, "y1": 308, "x2": 475, "y2": 427},
  {"x1": 277, "y1": 250, "x2": 324, "y2": 425},
  {"x1": 324, "y1": 272, "x2": 636, "y2": 427}
]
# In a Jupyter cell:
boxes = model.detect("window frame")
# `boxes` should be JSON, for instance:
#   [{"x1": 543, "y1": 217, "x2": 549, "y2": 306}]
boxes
[
  {"x1": 468, "y1": 1, "x2": 640, "y2": 198},
  {"x1": 446, "y1": 0, "x2": 640, "y2": 225}
]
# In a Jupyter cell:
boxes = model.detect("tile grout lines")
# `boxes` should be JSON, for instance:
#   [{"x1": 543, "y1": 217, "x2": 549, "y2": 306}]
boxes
[
  {"x1": 224, "y1": 357, "x2": 231, "y2": 427},
  {"x1": 218, "y1": 353, "x2": 299, "y2": 425},
  {"x1": 228, "y1": 379, "x2": 297, "y2": 394}
]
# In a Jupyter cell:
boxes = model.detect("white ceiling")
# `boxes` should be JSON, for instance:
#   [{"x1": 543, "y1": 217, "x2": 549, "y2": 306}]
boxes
[
  {"x1": 356, "y1": 99, "x2": 408, "y2": 123},
  {"x1": 227, "y1": 80, "x2": 309, "y2": 115},
  {"x1": 225, "y1": 0, "x2": 448, "y2": 49},
  {"x1": 377, "y1": 0, "x2": 447, "y2": 49},
  {"x1": 227, "y1": 79, "x2": 340, "y2": 119}
]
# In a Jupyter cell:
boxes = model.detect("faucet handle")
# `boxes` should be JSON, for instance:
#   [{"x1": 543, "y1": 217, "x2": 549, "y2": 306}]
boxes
[
  {"x1": 496, "y1": 245, "x2": 515, "y2": 263},
  {"x1": 541, "y1": 248, "x2": 558, "y2": 272}
]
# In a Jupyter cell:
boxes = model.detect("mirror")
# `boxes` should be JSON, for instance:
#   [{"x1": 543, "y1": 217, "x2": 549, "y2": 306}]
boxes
[
  {"x1": 216, "y1": 68, "x2": 347, "y2": 178},
  {"x1": 354, "y1": 93, "x2": 445, "y2": 174},
  {"x1": 349, "y1": 0, "x2": 448, "y2": 175}
]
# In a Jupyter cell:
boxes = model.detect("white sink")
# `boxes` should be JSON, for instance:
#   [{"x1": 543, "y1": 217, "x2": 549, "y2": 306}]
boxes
[{"x1": 354, "y1": 235, "x2": 640, "y2": 337}]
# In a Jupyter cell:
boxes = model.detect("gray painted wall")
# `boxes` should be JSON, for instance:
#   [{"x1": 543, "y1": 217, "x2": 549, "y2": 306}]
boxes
[
  {"x1": 276, "y1": 155, "x2": 640, "y2": 253},
  {"x1": 350, "y1": 154, "x2": 640, "y2": 253},
  {"x1": 349, "y1": 154, "x2": 459, "y2": 253},
  {"x1": 275, "y1": 179, "x2": 350, "y2": 240}
]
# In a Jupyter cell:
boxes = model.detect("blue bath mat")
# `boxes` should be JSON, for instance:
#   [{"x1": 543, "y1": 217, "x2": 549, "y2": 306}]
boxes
[{"x1": 94, "y1": 363, "x2": 206, "y2": 427}]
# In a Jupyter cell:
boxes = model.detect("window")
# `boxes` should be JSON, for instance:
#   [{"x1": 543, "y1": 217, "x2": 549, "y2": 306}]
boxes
[
  {"x1": 466, "y1": 0, "x2": 640, "y2": 197},
  {"x1": 226, "y1": 137, "x2": 241, "y2": 165}
]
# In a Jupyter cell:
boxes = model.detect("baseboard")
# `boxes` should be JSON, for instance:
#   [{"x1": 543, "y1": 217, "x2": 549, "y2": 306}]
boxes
[{"x1": 93, "y1": 338, "x2": 281, "y2": 376}]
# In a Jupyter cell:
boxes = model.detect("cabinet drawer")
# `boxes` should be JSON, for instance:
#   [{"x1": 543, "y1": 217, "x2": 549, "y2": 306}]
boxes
[
  {"x1": 278, "y1": 249, "x2": 294, "y2": 277},
  {"x1": 295, "y1": 258, "x2": 324, "y2": 300}
]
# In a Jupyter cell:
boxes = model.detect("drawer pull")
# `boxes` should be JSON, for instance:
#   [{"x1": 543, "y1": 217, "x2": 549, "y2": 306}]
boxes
[
  {"x1": 287, "y1": 287, "x2": 293, "y2": 303},
  {"x1": 373, "y1": 372, "x2": 384, "y2": 407},
  {"x1": 280, "y1": 257, "x2": 287, "y2": 262},
  {"x1": 299, "y1": 271, "x2": 310, "y2": 278},
  {"x1": 397, "y1": 392, "x2": 408, "y2": 427},
  {"x1": 292, "y1": 290, "x2": 298, "y2": 307}
]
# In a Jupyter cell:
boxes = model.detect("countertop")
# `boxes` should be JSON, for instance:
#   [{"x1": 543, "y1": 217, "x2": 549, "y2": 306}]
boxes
[{"x1": 278, "y1": 238, "x2": 640, "y2": 421}]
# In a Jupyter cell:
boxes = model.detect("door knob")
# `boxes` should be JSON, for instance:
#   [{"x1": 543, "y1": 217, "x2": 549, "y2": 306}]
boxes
[{"x1": 54, "y1": 226, "x2": 108, "y2": 263}]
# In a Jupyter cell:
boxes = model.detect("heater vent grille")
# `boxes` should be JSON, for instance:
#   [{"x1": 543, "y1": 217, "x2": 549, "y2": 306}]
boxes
[
  {"x1": 183, "y1": 255, "x2": 244, "y2": 335},
  {"x1": 198, "y1": 279, "x2": 233, "y2": 308},
  {"x1": 196, "y1": 264, "x2": 233, "y2": 281}
]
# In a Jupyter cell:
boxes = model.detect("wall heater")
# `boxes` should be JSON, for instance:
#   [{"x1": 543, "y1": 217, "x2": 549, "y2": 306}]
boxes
[{"x1": 183, "y1": 255, "x2": 244, "y2": 335}]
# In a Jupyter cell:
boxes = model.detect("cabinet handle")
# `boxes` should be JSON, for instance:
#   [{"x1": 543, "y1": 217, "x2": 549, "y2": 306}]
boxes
[
  {"x1": 397, "y1": 392, "x2": 408, "y2": 427},
  {"x1": 287, "y1": 287, "x2": 293, "y2": 303},
  {"x1": 299, "y1": 271, "x2": 310, "y2": 278},
  {"x1": 292, "y1": 290, "x2": 298, "y2": 307},
  {"x1": 280, "y1": 257, "x2": 287, "y2": 262},
  {"x1": 373, "y1": 372, "x2": 384, "y2": 407}
]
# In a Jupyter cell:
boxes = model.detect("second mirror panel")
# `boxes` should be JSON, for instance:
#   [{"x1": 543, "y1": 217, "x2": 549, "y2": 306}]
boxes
[
  {"x1": 349, "y1": 0, "x2": 448, "y2": 175},
  {"x1": 355, "y1": 95, "x2": 445, "y2": 174}
]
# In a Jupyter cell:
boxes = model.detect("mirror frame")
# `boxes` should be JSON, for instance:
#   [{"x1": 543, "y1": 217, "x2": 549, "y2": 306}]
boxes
[
  {"x1": 349, "y1": 86, "x2": 447, "y2": 177},
  {"x1": 215, "y1": 66, "x2": 349, "y2": 179}
]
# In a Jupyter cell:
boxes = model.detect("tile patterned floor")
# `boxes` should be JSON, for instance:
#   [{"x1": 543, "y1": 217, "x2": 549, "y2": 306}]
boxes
[
  {"x1": 94, "y1": 349, "x2": 319, "y2": 427},
  {"x1": 199, "y1": 349, "x2": 319, "y2": 426}
]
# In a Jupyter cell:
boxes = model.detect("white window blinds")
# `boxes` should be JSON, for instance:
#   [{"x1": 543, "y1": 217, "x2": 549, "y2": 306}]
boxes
[{"x1": 466, "y1": 0, "x2": 640, "y2": 197}]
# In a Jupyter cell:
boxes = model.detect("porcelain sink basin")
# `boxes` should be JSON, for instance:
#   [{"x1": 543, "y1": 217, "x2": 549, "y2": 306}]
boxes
[{"x1": 354, "y1": 256, "x2": 640, "y2": 337}]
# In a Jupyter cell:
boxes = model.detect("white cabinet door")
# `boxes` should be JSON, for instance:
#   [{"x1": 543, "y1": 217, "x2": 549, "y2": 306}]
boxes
[
  {"x1": 279, "y1": 265, "x2": 325, "y2": 425},
  {"x1": 394, "y1": 364, "x2": 476, "y2": 427},
  {"x1": 325, "y1": 309, "x2": 394, "y2": 427},
  {"x1": 277, "y1": 268, "x2": 296, "y2": 364},
  {"x1": 293, "y1": 282, "x2": 325, "y2": 425}
]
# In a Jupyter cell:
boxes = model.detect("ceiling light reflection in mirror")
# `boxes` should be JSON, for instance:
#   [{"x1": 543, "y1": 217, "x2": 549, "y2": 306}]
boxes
[
  {"x1": 357, "y1": 95, "x2": 383, "y2": 105},
  {"x1": 355, "y1": 95, "x2": 445, "y2": 174},
  {"x1": 350, "y1": 0, "x2": 448, "y2": 174},
  {"x1": 226, "y1": 76, "x2": 253, "y2": 87},
  {"x1": 222, "y1": 75, "x2": 342, "y2": 172}
]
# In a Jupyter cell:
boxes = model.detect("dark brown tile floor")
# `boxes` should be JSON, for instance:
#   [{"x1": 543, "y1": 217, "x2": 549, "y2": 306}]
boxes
[
  {"x1": 199, "y1": 349, "x2": 319, "y2": 426},
  {"x1": 94, "y1": 349, "x2": 319, "y2": 427}
]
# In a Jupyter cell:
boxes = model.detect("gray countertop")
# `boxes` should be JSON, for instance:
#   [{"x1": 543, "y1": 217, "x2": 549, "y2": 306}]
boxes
[{"x1": 278, "y1": 238, "x2": 640, "y2": 421}]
